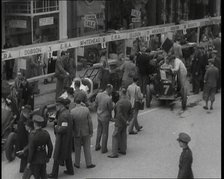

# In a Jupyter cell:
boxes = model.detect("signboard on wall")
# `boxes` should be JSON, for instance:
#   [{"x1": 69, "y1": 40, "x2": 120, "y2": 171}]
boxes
[
  {"x1": 39, "y1": 17, "x2": 54, "y2": 26},
  {"x1": 9, "y1": 20, "x2": 27, "y2": 28},
  {"x1": 84, "y1": 14, "x2": 97, "y2": 29}
]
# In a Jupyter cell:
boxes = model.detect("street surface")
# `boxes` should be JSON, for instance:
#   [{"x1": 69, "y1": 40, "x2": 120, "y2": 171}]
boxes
[{"x1": 2, "y1": 91, "x2": 221, "y2": 179}]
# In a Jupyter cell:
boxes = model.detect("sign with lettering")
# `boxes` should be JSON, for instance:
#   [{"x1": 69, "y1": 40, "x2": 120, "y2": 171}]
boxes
[
  {"x1": 79, "y1": 37, "x2": 102, "y2": 46},
  {"x1": 84, "y1": 19, "x2": 96, "y2": 29},
  {"x1": 131, "y1": 9, "x2": 141, "y2": 17},
  {"x1": 9, "y1": 20, "x2": 27, "y2": 28},
  {"x1": 39, "y1": 17, "x2": 54, "y2": 26},
  {"x1": 20, "y1": 47, "x2": 43, "y2": 57},
  {"x1": 132, "y1": 17, "x2": 141, "y2": 23},
  {"x1": 151, "y1": 27, "x2": 166, "y2": 35},
  {"x1": 84, "y1": 14, "x2": 96, "y2": 20}
]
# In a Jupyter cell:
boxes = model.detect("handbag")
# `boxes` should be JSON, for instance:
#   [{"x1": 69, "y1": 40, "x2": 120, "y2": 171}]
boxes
[{"x1": 134, "y1": 86, "x2": 144, "y2": 110}]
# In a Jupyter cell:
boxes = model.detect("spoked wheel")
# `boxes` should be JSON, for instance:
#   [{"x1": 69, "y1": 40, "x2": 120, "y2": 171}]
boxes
[{"x1": 5, "y1": 132, "x2": 17, "y2": 162}]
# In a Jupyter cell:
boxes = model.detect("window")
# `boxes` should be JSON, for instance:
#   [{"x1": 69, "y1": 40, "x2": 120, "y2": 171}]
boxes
[{"x1": 33, "y1": 0, "x2": 59, "y2": 13}]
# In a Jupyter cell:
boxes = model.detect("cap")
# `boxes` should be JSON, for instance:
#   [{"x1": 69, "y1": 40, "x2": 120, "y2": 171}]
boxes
[
  {"x1": 162, "y1": 38, "x2": 173, "y2": 53},
  {"x1": 56, "y1": 97, "x2": 71, "y2": 106},
  {"x1": 212, "y1": 50, "x2": 218, "y2": 54},
  {"x1": 32, "y1": 114, "x2": 44, "y2": 123},
  {"x1": 177, "y1": 132, "x2": 191, "y2": 143},
  {"x1": 25, "y1": 119, "x2": 34, "y2": 129}
]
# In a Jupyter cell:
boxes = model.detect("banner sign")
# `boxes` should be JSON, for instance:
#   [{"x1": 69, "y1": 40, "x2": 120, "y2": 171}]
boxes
[
  {"x1": 132, "y1": 17, "x2": 141, "y2": 23},
  {"x1": 9, "y1": 20, "x2": 27, "y2": 29},
  {"x1": 84, "y1": 19, "x2": 96, "y2": 28},
  {"x1": 2, "y1": 17, "x2": 221, "y2": 61},
  {"x1": 131, "y1": 9, "x2": 141, "y2": 17}
]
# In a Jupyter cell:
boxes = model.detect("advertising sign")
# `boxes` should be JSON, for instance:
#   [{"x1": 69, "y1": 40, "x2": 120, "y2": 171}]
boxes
[{"x1": 39, "y1": 17, "x2": 54, "y2": 26}]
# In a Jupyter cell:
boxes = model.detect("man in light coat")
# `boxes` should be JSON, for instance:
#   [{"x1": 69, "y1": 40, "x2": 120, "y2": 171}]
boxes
[
  {"x1": 71, "y1": 99, "x2": 95, "y2": 169},
  {"x1": 95, "y1": 84, "x2": 114, "y2": 153}
]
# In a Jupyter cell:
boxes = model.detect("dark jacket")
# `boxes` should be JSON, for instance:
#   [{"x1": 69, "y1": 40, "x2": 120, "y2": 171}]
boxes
[
  {"x1": 204, "y1": 65, "x2": 219, "y2": 88},
  {"x1": 27, "y1": 128, "x2": 53, "y2": 164},
  {"x1": 136, "y1": 52, "x2": 150, "y2": 76},
  {"x1": 191, "y1": 58, "x2": 202, "y2": 77},
  {"x1": 53, "y1": 106, "x2": 73, "y2": 162},
  {"x1": 55, "y1": 56, "x2": 69, "y2": 80},
  {"x1": 114, "y1": 97, "x2": 132, "y2": 127},
  {"x1": 71, "y1": 104, "x2": 93, "y2": 137},
  {"x1": 178, "y1": 147, "x2": 194, "y2": 179},
  {"x1": 16, "y1": 114, "x2": 29, "y2": 151}
]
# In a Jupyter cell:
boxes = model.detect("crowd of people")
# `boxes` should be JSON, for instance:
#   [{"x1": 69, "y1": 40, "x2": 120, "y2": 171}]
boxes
[{"x1": 1, "y1": 27, "x2": 221, "y2": 179}]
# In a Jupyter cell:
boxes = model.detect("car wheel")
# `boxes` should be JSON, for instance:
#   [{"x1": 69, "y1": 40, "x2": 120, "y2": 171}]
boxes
[{"x1": 5, "y1": 132, "x2": 17, "y2": 162}]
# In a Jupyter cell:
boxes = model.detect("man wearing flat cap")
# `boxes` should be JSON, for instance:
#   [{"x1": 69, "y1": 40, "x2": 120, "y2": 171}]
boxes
[
  {"x1": 177, "y1": 132, "x2": 194, "y2": 179},
  {"x1": 48, "y1": 97, "x2": 74, "y2": 178},
  {"x1": 26, "y1": 115, "x2": 53, "y2": 178},
  {"x1": 203, "y1": 58, "x2": 219, "y2": 110}
]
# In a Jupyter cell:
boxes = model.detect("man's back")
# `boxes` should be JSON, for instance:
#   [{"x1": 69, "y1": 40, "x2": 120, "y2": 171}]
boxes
[
  {"x1": 71, "y1": 105, "x2": 92, "y2": 137},
  {"x1": 204, "y1": 65, "x2": 219, "y2": 88},
  {"x1": 95, "y1": 91, "x2": 113, "y2": 121}
]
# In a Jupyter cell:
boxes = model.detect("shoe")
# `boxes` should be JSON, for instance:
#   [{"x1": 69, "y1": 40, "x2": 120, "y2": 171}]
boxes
[
  {"x1": 210, "y1": 106, "x2": 213, "y2": 110},
  {"x1": 64, "y1": 170, "x2": 74, "y2": 175},
  {"x1": 108, "y1": 155, "x2": 119, "y2": 158},
  {"x1": 74, "y1": 164, "x2": 80, "y2": 168},
  {"x1": 95, "y1": 146, "x2": 101, "y2": 151},
  {"x1": 203, "y1": 106, "x2": 208, "y2": 110},
  {"x1": 137, "y1": 126, "x2": 143, "y2": 132},
  {"x1": 47, "y1": 174, "x2": 58, "y2": 178},
  {"x1": 87, "y1": 164, "x2": 96, "y2": 169},
  {"x1": 129, "y1": 131, "x2": 137, "y2": 135},
  {"x1": 118, "y1": 151, "x2": 126, "y2": 155},
  {"x1": 101, "y1": 149, "x2": 108, "y2": 153}
]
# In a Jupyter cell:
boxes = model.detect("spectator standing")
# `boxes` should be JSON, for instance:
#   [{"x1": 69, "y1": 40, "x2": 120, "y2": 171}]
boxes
[
  {"x1": 108, "y1": 88, "x2": 132, "y2": 158},
  {"x1": 211, "y1": 50, "x2": 221, "y2": 93},
  {"x1": 71, "y1": 99, "x2": 96, "y2": 169},
  {"x1": 127, "y1": 77, "x2": 143, "y2": 134},
  {"x1": 95, "y1": 84, "x2": 114, "y2": 153},
  {"x1": 48, "y1": 98, "x2": 74, "y2": 178},
  {"x1": 136, "y1": 47, "x2": 150, "y2": 96},
  {"x1": 173, "y1": 37, "x2": 184, "y2": 64},
  {"x1": 98, "y1": 60, "x2": 111, "y2": 91},
  {"x1": 26, "y1": 115, "x2": 53, "y2": 179},
  {"x1": 177, "y1": 132, "x2": 194, "y2": 179},
  {"x1": 120, "y1": 56, "x2": 137, "y2": 89},
  {"x1": 191, "y1": 50, "x2": 203, "y2": 94},
  {"x1": 55, "y1": 51, "x2": 70, "y2": 99},
  {"x1": 203, "y1": 58, "x2": 219, "y2": 110}
]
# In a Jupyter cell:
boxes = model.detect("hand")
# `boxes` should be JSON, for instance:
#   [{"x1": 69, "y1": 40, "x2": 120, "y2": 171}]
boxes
[
  {"x1": 16, "y1": 150, "x2": 24, "y2": 156},
  {"x1": 66, "y1": 72, "x2": 70, "y2": 76},
  {"x1": 27, "y1": 163, "x2": 31, "y2": 169}
]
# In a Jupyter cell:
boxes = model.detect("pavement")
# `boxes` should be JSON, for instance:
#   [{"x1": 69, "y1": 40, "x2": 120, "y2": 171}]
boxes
[{"x1": 2, "y1": 87, "x2": 221, "y2": 178}]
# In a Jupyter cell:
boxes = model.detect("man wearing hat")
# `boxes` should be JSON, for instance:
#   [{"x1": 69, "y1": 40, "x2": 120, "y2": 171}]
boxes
[
  {"x1": 48, "y1": 98, "x2": 74, "y2": 178},
  {"x1": 177, "y1": 132, "x2": 194, "y2": 178},
  {"x1": 203, "y1": 58, "x2": 219, "y2": 110},
  {"x1": 16, "y1": 105, "x2": 32, "y2": 173},
  {"x1": 27, "y1": 115, "x2": 53, "y2": 179}
]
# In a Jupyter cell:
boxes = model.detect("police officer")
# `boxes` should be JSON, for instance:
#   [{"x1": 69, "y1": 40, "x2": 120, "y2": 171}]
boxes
[
  {"x1": 177, "y1": 132, "x2": 194, "y2": 179},
  {"x1": 27, "y1": 115, "x2": 53, "y2": 179}
]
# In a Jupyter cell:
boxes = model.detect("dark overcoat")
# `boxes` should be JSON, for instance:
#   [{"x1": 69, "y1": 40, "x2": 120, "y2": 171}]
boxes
[
  {"x1": 177, "y1": 147, "x2": 194, "y2": 179},
  {"x1": 53, "y1": 106, "x2": 73, "y2": 162}
]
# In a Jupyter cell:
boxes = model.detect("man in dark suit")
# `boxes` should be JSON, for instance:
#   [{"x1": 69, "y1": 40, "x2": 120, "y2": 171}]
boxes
[
  {"x1": 55, "y1": 51, "x2": 70, "y2": 99},
  {"x1": 177, "y1": 132, "x2": 194, "y2": 179},
  {"x1": 95, "y1": 84, "x2": 114, "y2": 153},
  {"x1": 203, "y1": 58, "x2": 219, "y2": 110},
  {"x1": 108, "y1": 88, "x2": 132, "y2": 158},
  {"x1": 48, "y1": 98, "x2": 74, "y2": 178},
  {"x1": 71, "y1": 99, "x2": 95, "y2": 169},
  {"x1": 27, "y1": 115, "x2": 53, "y2": 179}
]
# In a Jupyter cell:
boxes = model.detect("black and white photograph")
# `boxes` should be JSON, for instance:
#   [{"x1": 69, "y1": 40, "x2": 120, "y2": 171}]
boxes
[{"x1": 1, "y1": 0, "x2": 221, "y2": 178}]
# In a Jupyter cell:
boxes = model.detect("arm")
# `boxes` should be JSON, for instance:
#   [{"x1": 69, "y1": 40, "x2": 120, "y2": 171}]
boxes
[
  {"x1": 54, "y1": 113, "x2": 69, "y2": 134},
  {"x1": 204, "y1": 70, "x2": 208, "y2": 83},
  {"x1": 172, "y1": 59, "x2": 180, "y2": 72},
  {"x1": 46, "y1": 134, "x2": 53, "y2": 159},
  {"x1": 87, "y1": 110, "x2": 93, "y2": 136},
  {"x1": 137, "y1": 86, "x2": 143, "y2": 100},
  {"x1": 27, "y1": 134, "x2": 34, "y2": 163}
]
